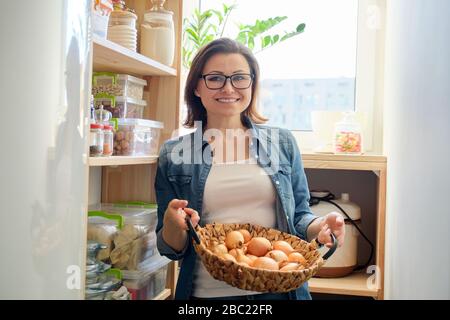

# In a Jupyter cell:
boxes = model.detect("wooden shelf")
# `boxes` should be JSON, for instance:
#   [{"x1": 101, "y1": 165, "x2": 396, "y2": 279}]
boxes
[
  {"x1": 302, "y1": 152, "x2": 387, "y2": 171},
  {"x1": 89, "y1": 155, "x2": 158, "y2": 167},
  {"x1": 309, "y1": 272, "x2": 379, "y2": 298},
  {"x1": 93, "y1": 35, "x2": 176, "y2": 77},
  {"x1": 152, "y1": 288, "x2": 171, "y2": 300}
]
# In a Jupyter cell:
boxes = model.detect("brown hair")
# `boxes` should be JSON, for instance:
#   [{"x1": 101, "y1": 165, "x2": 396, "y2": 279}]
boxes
[{"x1": 183, "y1": 38, "x2": 268, "y2": 128}]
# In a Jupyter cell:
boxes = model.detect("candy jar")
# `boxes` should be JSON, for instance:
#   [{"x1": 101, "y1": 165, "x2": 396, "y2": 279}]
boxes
[{"x1": 333, "y1": 112, "x2": 363, "y2": 154}]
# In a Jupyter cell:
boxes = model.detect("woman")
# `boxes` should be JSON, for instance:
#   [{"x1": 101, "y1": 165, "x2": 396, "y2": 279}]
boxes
[{"x1": 155, "y1": 38, "x2": 345, "y2": 300}]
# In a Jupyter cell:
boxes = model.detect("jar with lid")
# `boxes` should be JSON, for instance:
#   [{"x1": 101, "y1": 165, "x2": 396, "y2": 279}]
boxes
[
  {"x1": 103, "y1": 124, "x2": 114, "y2": 156},
  {"x1": 333, "y1": 112, "x2": 363, "y2": 154},
  {"x1": 140, "y1": 0, "x2": 175, "y2": 66},
  {"x1": 108, "y1": 10, "x2": 138, "y2": 52},
  {"x1": 90, "y1": 123, "x2": 104, "y2": 157}
]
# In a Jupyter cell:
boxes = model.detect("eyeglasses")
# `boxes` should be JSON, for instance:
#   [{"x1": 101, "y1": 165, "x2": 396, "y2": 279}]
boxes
[{"x1": 200, "y1": 73, "x2": 254, "y2": 90}]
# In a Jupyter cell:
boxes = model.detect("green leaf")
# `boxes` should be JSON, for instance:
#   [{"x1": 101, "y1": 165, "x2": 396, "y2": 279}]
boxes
[
  {"x1": 296, "y1": 23, "x2": 306, "y2": 33},
  {"x1": 262, "y1": 35, "x2": 271, "y2": 48}
]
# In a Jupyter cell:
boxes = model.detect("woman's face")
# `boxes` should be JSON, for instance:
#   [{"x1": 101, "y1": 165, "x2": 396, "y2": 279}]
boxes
[{"x1": 195, "y1": 53, "x2": 253, "y2": 121}]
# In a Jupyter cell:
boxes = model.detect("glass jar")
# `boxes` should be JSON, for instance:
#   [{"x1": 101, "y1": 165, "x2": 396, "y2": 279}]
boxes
[
  {"x1": 90, "y1": 123, "x2": 104, "y2": 157},
  {"x1": 108, "y1": 10, "x2": 138, "y2": 51},
  {"x1": 140, "y1": 0, "x2": 175, "y2": 65},
  {"x1": 103, "y1": 124, "x2": 114, "y2": 156},
  {"x1": 333, "y1": 112, "x2": 363, "y2": 154}
]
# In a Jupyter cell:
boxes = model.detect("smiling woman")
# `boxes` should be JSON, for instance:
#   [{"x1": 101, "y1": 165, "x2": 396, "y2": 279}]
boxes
[{"x1": 155, "y1": 38, "x2": 345, "y2": 300}]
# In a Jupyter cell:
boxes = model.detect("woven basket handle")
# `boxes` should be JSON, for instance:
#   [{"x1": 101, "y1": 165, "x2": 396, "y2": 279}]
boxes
[
  {"x1": 186, "y1": 215, "x2": 201, "y2": 244},
  {"x1": 322, "y1": 233, "x2": 338, "y2": 260}
]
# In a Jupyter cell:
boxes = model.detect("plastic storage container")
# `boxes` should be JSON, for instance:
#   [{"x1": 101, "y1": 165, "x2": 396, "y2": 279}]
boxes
[
  {"x1": 94, "y1": 95, "x2": 147, "y2": 119},
  {"x1": 90, "y1": 123, "x2": 104, "y2": 156},
  {"x1": 140, "y1": 0, "x2": 175, "y2": 65},
  {"x1": 122, "y1": 253, "x2": 171, "y2": 300},
  {"x1": 333, "y1": 112, "x2": 363, "y2": 154},
  {"x1": 92, "y1": 73, "x2": 147, "y2": 100},
  {"x1": 114, "y1": 118, "x2": 163, "y2": 156},
  {"x1": 88, "y1": 203, "x2": 159, "y2": 270},
  {"x1": 92, "y1": 0, "x2": 113, "y2": 39}
]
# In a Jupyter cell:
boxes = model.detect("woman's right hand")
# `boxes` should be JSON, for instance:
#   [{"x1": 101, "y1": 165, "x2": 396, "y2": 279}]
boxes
[{"x1": 162, "y1": 199, "x2": 200, "y2": 252}]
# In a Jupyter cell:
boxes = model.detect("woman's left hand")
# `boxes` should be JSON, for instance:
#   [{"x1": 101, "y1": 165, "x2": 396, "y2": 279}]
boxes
[{"x1": 317, "y1": 212, "x2": 345, "y2": 248}]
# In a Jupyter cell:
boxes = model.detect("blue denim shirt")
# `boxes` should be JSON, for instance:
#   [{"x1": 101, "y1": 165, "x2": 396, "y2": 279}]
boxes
[{"x1": 155, "y1": 117, "x2": 318, "y2": 300}]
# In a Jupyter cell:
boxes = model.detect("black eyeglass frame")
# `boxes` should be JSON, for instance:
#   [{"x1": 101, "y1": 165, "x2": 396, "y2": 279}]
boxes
[{"x1": 200, "y1": 73, "x2": 255, "y2": 90}]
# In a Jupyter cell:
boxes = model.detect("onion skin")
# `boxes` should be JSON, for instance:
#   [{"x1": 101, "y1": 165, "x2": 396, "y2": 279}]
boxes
[
  {"x1": 247, "y1": 237, "x2": 272, "y2": 257},
  {"x1": 288, "y1": 252, "x2": 307, "y2": 266},
  {"x1": 272, "y1": 241, "x2": 296, "y2": 255},
  {"x1": 252, "y1": 257, "x2": 279, "y2": 271},
  {"x1": 280, "y1": 263, "x2": 300, "y2": 271},
  {"x1": 265, "y1": 250, "x2": 288, "y2": 265},
  {"x1": 225, "y1": 231, "x2": 244, "y2": 250},
  {"x1": 238, "y1": 229, "x2": 252, "y2": 243}
]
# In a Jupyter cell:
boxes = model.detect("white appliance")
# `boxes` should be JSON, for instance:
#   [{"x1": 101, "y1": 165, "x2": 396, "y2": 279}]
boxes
[
  {"x1": 0, "y1": 1, "x2": 92, "y2": 298},
  {"x1": 310, "y1": 192, "x2": 361, "y2": 277}
]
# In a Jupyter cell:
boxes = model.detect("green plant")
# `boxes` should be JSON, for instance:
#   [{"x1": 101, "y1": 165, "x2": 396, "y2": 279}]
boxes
[{"x1": 182, "y1": 3, "x2": 306, "y2": 69}]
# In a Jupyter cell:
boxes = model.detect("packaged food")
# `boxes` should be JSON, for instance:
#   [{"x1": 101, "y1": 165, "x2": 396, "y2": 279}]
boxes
[
  {"x1": 89, "y1": 123, "x2": 104, "y2": 157},
  {"x1": 94, "y1": 95, "x2": 147, "y2": 119},
  {"x1": 92, "y1": 73, "x2": 147, "y2": 100},
  {"x1": 333, "y1": 112, "x2": 363, "y2": 154},
  {"x1": 88, "y1": 204, "x2": 159, "y2": 270},
  {"x1": 113, "y1": 118, "x2": 163, "y2": 156}
]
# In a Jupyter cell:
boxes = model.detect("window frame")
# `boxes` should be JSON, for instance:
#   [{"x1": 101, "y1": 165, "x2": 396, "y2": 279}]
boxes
[{"x1": 291, "y1": 0, "x2": 386, "y2": 154}]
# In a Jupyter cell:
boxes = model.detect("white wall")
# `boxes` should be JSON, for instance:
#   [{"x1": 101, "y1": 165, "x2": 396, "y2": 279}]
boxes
[{"x1": 384, "y1": 0, "x2": 450, "y2": 299}]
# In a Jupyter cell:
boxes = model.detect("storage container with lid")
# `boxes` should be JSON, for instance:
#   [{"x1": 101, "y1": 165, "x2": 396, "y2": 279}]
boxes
[
  {"x1": 121, "y1": 253, "x2": 171, "y2": 300},
  {"x1": 113, "y1": 118, "x2": 163, "y2": 156},
  {"x1": 108, "y1": 10, "x2": 138, "y2": 51},
  {"x1": 90, "y1": 123, "x2": 104, "y2": 156},
  {"x1": 88, "y1": 203, "x2": 159, "y2": 270},
  {"x1": 94, "y1": 95, "x2": 147, "y2": 119},
  {"x1": 309, "y1": 192, "x2": 361, "y2": 277},
  {"x1": 140, "y1": 0, "x2": 175, "y2": 66},
  {"x1": 92, "y1": 72, "x2": 147, "y2": 100},
  {"x1": 333, "y1": 112, "x2": 363, "y2": 154},
  {"x1": 103, "y1": 124, "x2": 114, "y2": 156},
  {"x1": 92, "y1": 0, "x2": 113, "y2": 39}
]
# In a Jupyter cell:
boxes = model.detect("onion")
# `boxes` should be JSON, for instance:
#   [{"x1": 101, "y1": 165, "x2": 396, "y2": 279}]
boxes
[
  {"x1": 235, "y1": 250, "x2": 253, "y2": 266},
  {"x1": 272, "y1": 241, "x2": 295, "y2": 255},
  {"x1": 280, "y1": 262, "x2": 300, "y2": 271},
  {"x1": 225, "y1": 231, "x2": 244, "y2": 250},
  {"x1": 252, "y1": 257, "x2": 279, "y2": 270},
  {"x1": 238, "y1": 229, "x2": 252, "y2": 243},
  {"x1": 220, "y1": 253, "x2": 237, "y2": 263},
  {"x1": 265, "y1": 250, "x2": 288, "y2": 265},
  {"x1": 247, "y1": 237, "x2": 272, "y2": 257},
  {"x1": 212, "y1": 244, "x2": 228, "y2": 255},
  {"x1": 288, "y1": 252, "x2": 307, "y2": 266}
]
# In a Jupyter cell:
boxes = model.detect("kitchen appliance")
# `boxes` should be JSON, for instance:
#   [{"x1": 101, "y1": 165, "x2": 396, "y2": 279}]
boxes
[{"x1": 310, "y1": 191, "x2": 366, "y2": 277}]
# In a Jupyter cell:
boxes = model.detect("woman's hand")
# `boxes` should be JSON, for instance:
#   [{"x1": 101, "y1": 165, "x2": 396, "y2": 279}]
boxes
[
  {"x1": 317, "y1": 212, "x2": 345, "y2": 248},
  {"x1": 162, "y1": 199, "x2": 200, "y2": 252}
]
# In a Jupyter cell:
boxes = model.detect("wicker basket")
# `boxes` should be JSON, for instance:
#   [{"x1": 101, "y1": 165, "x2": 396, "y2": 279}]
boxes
[{"x1": 193, "y1": 223, "x2": 335, "y2": 293}]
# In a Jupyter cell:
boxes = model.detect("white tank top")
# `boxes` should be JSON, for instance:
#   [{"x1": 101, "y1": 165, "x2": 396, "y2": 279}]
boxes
[{"x1": 192, "y1": 160, "x2": 277, "y2": 298}]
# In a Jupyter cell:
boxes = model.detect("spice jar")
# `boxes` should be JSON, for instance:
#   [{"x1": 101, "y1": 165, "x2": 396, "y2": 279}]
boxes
[
  {"x1": 103, "y1": 124, "x2": 114, "y2": 156},
  {"x1": 90, "y1": 123, "x2": 104, "y2": 157},
  {"x1": 333, "y1": 112, "x2": 363, "y2": 154},
  {"x1": 140, "y1": 0, "x2": 175, "y2": 65}
]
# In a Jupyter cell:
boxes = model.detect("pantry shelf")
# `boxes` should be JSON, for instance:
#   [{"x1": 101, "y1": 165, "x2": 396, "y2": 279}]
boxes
[
  {"x1": 93, "y1": 35, "x2": 177, "y2": 77},
  {"x1": 308, "y1": 272, "x2": 379, "y2": 298},
  {"x1": 302, "y1": 152, "x2": 387, "y2": 171},
  {"x1": 89, "y1": 155, "x2": 158, "y2": 167},
  {"x1": 153, "y1": 288, "x2": 171, "y2": 300}
]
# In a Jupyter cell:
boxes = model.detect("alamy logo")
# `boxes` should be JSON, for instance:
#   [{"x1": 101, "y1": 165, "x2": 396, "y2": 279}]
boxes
[
  {"x1": 66, "y1": 265, "x2": 81, "y2": 290},
  {"x1": 169, "y1": 122, "x2": 281, "y2": 175}
]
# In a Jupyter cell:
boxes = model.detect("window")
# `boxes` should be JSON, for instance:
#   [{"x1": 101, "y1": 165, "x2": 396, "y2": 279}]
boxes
[{"x1": 185, "y1": 0, "x2": 384, "y2": 151}]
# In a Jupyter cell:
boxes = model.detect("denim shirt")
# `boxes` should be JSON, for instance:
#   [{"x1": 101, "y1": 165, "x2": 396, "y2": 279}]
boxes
[{"x1": 155, "y1": 116, "x2": 318, "y2": 300}]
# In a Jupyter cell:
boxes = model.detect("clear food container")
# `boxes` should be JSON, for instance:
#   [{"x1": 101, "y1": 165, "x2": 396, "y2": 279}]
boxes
[
  {"x1": 113, "y1": 118, "x2": 163, "y2": 156},
  {"x1": 88, "y1": 204, "x2": 159, "y2": 270},
  {"x1": 90, "y1": 123, "x2": 104, "y2": 156},
  {"x1": 333, "y1": 112, "x2": 363, "y2": 154},
  {"x1": 92, "y1": 0, "x2": 113, "y2": 39},
  {"x1": 103, "y1": 124, "x2": 114, "y2": 156},
  {"x1": 94, "y1": 95, "x2": 147, "y2": 119},
  {"x1": 92, "y1": 72, "x2": 147, "y2": 100},
  {"x1": 140, "y1": 1, "x2": 175, "y2": 66},
  {"x1": 122, "y1": 253, "x2": 170, "y2": 300}
]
